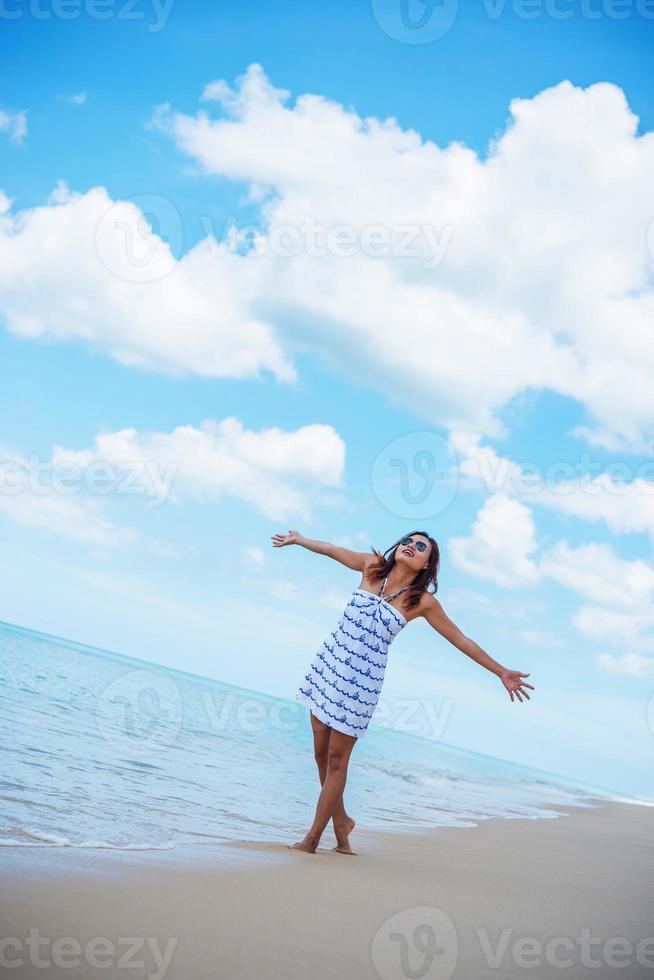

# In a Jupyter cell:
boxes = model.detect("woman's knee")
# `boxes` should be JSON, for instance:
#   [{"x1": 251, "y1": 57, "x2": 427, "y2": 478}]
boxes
[{"x1": 326, "y1": 747, "x2": 349, "y2": 773}]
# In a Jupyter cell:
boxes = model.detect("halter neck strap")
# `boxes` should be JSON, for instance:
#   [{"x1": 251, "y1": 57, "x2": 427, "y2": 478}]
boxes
[{"x1": 380, "y1": 575, "x2": 411, "y2": 602}]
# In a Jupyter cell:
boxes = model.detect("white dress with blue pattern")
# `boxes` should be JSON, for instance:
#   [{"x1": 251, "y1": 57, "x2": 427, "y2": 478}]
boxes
[{"x1": 295, "y1": 575, "x2": 409, "y2": 738}]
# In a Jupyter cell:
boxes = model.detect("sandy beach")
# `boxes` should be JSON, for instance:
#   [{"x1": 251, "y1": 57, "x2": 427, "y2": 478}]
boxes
[{"x1": 2, "y1": 798, "x2": 652, "y2": 980}]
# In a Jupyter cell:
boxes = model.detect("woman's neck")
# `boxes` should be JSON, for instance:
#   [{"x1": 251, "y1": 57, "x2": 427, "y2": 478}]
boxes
[{"x1": 385, "y1": 568, "x2": 415, "y2": 591}]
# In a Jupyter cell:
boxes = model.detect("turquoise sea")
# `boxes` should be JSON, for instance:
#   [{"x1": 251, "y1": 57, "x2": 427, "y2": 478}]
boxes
[{"x1": 0, "y1": 620, "x2": 622, "y2": 851}]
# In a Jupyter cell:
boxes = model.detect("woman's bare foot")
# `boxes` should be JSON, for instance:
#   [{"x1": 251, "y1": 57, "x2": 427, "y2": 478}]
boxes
[
  {"x1": 331, "y1": 817, "x2": 357, "y2": 855},
  {"x1": 288, "y1": 834, "x2": 319, "y2": 853}
]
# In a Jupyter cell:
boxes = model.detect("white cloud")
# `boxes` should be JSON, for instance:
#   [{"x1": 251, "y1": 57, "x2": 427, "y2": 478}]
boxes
[
  {"x1": 62, "y1": 92, "x2": 87, "y2": 106},
  {"x1": 596, "y1": 652, "x2": 654, "y2": 677},
  {"x1": 449, "y1": 430, "x2": 654, "y2": 539},
  {"x1": 332, "y1": 529, "x2": 372, "y2": 550},
  {"x1": 446, "y1": 492, "x2": 654, "y2": 660},
  {"x1": 0, "y1": 107, "x2": 27, "y2": 144},
  {"x1": 0, "y1": 181, "x2": 295, "y2": 382},
  {"x1": 319, "y1": 589, "x2": 351, "y2": 611},
  {"x1": 51, "y1": 416, "x2": 346, "y2": 520},
  {"x1": 538, "y1": 540, "x2": 654, "y2": 653},
  {"x1": 445, "y1": 586, "x2": 504, "y2": 619},
  {"x1": 534, "y1": 475, "x2": 654, "y2": 537},
  {"x1": 2, "y1": 69, "x2": 654, "y2": 450},
  {"x1": 448, "y1": 491, "x2": 540, "y2": 587},
  {"x1": 267, "y1": 579, "x2": 297, "y2": 601},
  {"x1": 539, "y1": 540, "x2": 654, "y2": 610},
  {"x1": 572, "y1": 605, "x2": 654, "y2": 651},
  {"x1": 243, "y1": 546, "x2": 266, "y2": 569},
  {"x1": 0, "y1": 446, "x2": 137, "y2": 548},
  {"x1": 0, "y1": 417, "x2": 345, "y2": 546},
  {"x1": 151, "y1": 65, "x2": 654, "y2": 452}
]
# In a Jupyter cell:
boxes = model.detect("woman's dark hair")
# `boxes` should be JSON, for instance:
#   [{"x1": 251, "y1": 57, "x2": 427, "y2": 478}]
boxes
[{"x1": 367, "y1": 530, "x2": 440, "y2": 613}]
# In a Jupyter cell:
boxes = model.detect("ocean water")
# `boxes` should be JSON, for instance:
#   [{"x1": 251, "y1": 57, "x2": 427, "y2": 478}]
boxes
[{"x1": 0, "y1": 620, "x2": 616, "y2": 851}]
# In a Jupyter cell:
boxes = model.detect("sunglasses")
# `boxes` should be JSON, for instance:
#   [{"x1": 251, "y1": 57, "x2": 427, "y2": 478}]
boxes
[{"x1": 400, "y1": 535, "x2": 428, "y2": 553}]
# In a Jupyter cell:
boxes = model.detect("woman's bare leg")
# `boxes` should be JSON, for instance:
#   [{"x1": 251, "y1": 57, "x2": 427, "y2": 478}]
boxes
[
  {"x1": 290, "y1": 727, "x2": 358, "y2": 854},
  {"x1": 309, "y1": 712, "x2": 356, "y2": 852}
]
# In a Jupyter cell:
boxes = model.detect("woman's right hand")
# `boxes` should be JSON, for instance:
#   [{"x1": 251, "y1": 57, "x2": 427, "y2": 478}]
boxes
[{"x1": 271, "y1": 529, "x2": 303, "y2": 548}]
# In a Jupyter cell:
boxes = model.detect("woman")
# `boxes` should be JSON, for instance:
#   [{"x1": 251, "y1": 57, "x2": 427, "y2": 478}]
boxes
[{"x1": 271, "y1": 528, "x2": 534, "y2": 855}]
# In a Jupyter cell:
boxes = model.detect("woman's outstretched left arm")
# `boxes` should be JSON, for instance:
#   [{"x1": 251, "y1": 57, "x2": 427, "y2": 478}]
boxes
[{"x1": 420, "y1": 595, "x2": 534, "y2": 704}]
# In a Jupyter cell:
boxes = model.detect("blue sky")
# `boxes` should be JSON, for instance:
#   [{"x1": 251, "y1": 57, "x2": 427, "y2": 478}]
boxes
[{"x1": 1, "y1": 0, "x2": 653, "y2": 799}]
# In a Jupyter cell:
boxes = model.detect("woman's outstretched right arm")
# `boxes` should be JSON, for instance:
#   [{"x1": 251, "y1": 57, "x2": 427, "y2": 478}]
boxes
[{"x1": 271, "y1": 529, "x2": 372, "y2": 571}]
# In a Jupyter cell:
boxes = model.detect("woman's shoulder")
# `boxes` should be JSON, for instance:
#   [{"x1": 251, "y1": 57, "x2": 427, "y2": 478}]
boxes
[{"x1": 413, "y1": 588, "x2": 439, "y2": 617}]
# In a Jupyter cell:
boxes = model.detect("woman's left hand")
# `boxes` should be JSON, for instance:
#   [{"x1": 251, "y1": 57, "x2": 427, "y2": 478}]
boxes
[{"x1": 500, "y1": 670, "x2": 534, "y2": 703}]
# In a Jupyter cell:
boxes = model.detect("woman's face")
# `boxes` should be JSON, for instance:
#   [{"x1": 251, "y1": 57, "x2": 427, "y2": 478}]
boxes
[{"x1": 395, "y1": 534, "x2": 431, "y2": 570}]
